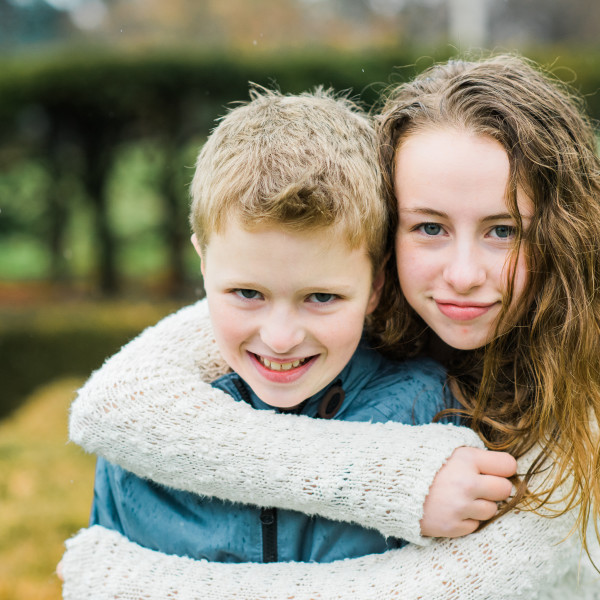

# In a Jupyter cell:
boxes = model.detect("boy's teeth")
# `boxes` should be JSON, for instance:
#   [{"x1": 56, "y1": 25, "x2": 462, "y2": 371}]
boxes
[{"x1": 259, "y1": 356, "x2": 306, "y2": 371}]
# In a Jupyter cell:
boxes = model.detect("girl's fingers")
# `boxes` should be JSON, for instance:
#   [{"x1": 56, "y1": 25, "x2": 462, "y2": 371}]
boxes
[
  {"x1": 475, "y1": 474, "x2": 514, "y2": 502},
  {"x1": 466, "y1": 498, "x2": 499, "y2": 522},
  {"x1": 455, "y1": 518, "x2": 480, "y2": 537},
  {"x1": 474, "y1": 450, "x2": 517, "y2": 477}
]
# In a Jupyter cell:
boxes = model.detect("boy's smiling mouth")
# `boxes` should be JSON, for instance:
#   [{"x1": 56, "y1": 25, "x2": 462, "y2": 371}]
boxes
[{"x1": 254, "y1": 354, "x2": 313, "y2": 372}]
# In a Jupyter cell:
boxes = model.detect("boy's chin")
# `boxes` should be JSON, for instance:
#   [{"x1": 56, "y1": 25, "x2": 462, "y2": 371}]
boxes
[{"x1": 256, "y1": 390, "x2": 306, "y2": 411}]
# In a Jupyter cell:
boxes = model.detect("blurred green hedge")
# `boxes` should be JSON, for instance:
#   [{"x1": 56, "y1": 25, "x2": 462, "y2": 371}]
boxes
[
  {"x1": 0, "y1": 301, "x2": 181, "y2": 419},
  {"x1": 1, "y1": 46, "x2": 599, "y2": 139},
  {"x1": 1, "y1": 47, "x2": 455, "y2": 294},
  {"x1": 1, "y1": 47, "x2": 598, "y2": 416},
  {"x1": 1, "y1": 46, "x2": 598, "y2": 295},
  {"x1": 0, "y1": 328, "x2": 135, "y2": 418}
]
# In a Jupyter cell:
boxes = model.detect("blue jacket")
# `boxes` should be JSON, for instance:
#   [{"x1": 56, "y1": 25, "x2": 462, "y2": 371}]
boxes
[{"x1": 91, "y1": 344, "x2": 458, "y2": 564}]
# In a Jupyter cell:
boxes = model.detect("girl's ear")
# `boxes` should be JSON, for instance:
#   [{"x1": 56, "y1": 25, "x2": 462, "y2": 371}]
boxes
[
  {"x1": 366, "y1": 267, "x2": 385, "y2": 315},
  {"x1": 191, "y1": 234, "x2": 205, "y2": 276}
]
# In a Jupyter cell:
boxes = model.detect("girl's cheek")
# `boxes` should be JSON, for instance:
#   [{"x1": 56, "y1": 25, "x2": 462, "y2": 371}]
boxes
[{"x1": 501, "y1": 249, "x2": 529, "y2": 307}]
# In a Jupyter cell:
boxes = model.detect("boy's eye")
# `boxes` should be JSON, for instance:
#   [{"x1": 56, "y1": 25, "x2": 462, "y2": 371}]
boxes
[
  {"x1": 490, "y1": 225, "x2": 516, "y2": 239},
  {"x1": 234, "y1": 289, "x2": 262, "y2": 300},
  {"x1": 418, "y1": 223, "x2": 443, "y2": 236},
  {"x1": 308, "y1": 293, "x2": 336, "y2": 303}
]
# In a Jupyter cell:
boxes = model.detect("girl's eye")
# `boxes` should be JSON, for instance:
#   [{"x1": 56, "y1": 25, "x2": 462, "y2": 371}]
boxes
[
  {"x1": 418, "y1": 223, "x2": 443, "y2": 236},
  {"x1": 490, "y1": 225, "x2": 516, "y2": 239},
  {"x1": 308, "y1": 293, "x2": 336, "y2": 304},
  {"x1": 234, "y1": 289, "x2": 262, "y2": 300}
]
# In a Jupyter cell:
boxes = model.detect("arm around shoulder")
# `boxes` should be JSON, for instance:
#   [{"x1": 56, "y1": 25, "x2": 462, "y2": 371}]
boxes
[
  {"x1": 62, "y1": 493, "x2": 588, "y2": 600},
  {"x1": 70, "y1": 300, "x2": 485, "y2": 543}
]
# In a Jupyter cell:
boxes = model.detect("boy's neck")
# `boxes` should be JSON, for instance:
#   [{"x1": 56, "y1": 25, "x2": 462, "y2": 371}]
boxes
[{"x1": 242, "y1": 375, "x2": 344, "y2": 416}]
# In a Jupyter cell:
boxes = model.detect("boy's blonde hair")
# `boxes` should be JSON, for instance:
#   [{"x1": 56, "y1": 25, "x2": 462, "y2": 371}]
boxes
[{"x1": 190, "y1": 86, "x2": 386, "y2": 270}]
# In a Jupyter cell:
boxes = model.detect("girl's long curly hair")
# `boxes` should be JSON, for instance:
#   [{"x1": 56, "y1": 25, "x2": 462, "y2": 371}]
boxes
[{"x1": 371, "y1": 54, "x2": 600, "y2": 554}]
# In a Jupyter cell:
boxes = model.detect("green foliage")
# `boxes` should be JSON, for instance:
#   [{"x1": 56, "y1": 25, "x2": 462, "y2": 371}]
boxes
[
  {"x1": 0, "y1": 46, "x2": 451, "y2": 143},
  {"x1": 0, "y1": 235, "x2": 50, "y2": 279},
  {"x1": 526, "y1": 48, "x2": 600, "y2": 121},
  {"x1": 1, "y1": 45, "x2": 598, "y2": 141},
  {"x1": 0, "y1": 46, "x2": 598, "y2": 290},
  {"x1": 0, "y1": 378, "x2": 95, "y2": 600},
  {"x1": 0, "y1": 328, "x2": 131, "y2": 419},
  {"x1": 0, "y1": 160, "x2": 49, "y2": 235},
  {"x1": 0, "y1": 301, "x2": 182, "y2": 419}
]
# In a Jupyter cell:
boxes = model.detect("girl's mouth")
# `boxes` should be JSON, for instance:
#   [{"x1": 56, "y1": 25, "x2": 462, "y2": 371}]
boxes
[{"x1": 435, "y1": 300, "x2": 497, "y2": 321}]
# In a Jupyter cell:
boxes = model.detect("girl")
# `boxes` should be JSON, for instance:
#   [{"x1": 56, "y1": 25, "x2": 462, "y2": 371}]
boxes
[{"x1": 62, "y1": 55, "x2": 600, "y2": 599}]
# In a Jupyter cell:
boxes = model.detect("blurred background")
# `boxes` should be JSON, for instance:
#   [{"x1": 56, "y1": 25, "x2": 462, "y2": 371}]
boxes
[{"x1": 0, "y1": 1, "x2": 598, "y2": 598}]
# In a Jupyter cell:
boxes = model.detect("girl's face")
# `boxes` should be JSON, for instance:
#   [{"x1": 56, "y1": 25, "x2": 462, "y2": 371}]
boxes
[{"x1": 394, "y1": 128, "x2": 532, "y2": 350}]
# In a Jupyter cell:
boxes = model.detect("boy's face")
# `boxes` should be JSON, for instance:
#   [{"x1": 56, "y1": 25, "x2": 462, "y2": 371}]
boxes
[{"x1": 194, "y1": 220, "x2": 383, "y2": 409}]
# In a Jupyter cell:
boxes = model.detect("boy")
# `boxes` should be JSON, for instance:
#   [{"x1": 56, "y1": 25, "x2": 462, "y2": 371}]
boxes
[{"x1": 87, "y1": 87, "x2": 472, "y2": 565}]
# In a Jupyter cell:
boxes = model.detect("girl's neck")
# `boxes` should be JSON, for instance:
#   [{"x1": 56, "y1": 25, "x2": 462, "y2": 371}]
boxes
[{"x1": 426, "y1": 334, "x2": 460, "y2": 366}]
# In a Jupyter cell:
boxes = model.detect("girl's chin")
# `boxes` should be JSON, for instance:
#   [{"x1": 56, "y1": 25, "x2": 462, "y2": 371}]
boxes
[{"x1": 434, "y1": 329, "x2": 488, "y2": 352}]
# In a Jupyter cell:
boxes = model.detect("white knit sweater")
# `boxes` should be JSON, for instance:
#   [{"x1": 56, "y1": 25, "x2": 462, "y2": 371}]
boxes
[{"x1": 63, "y1": 300, "x2": 600, "y2": 599}]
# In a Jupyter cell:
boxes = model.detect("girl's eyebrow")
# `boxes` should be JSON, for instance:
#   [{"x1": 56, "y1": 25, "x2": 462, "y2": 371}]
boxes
[
  {"x1": 401, "y1": 208, "x2": 519, "y2": 222},
  {"x1": 481, "y1": 213, "x2": 513, "y2": 223}
]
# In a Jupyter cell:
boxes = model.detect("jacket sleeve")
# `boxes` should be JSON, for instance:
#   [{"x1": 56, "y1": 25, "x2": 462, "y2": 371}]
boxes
[
  {"x1": 61, "y1": 496, "x2": 587, "y2": 600},
  {"x1": 69, "y1": 299, "x2": 485, "y2": 545}
]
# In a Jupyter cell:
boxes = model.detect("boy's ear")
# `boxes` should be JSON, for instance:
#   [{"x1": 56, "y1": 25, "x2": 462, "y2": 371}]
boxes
[
  {"x1": 366, "y1": 267, "x2": 385, "y2": 315},
  {"x1": 191, "y1": 234, "x2": 205, "y2": 276}
]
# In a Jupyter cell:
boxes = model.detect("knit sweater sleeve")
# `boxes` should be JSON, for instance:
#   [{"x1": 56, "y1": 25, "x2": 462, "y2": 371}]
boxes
[
  {"x1": 61, "y1": 493, "x2": 592, "y2": 600},
  {"x1": 69, "y1": 300, "x2": 484, "y2": 544}
]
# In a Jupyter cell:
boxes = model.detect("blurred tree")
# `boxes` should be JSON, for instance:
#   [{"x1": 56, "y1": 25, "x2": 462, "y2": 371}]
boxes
[
  {"x1": 2, "y1": 0, "x2": 598, "y2": 51},
  {"x1": 0, "y1": 0, "x2": 67, "y2": 47},
  {"x1": 1, "y1": 44, "x2": 597, "y2": 296},
  {"x1": 489, "y1": 0, "x2": 600, "y2": 45},
  {"x1": 155, "y1": 108, "x2": 191, "y2": 298},
  {"x1": 79, "y1": 123, "x2": 119, "y2": 294},
  {"x1": 44, "y1": 123, "x2": 70, "y2": 282}
]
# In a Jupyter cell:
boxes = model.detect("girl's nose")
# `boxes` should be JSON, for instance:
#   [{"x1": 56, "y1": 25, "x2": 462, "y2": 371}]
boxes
[{"x1": 442, "y1": 246, "x2": 486, "y2": 293}]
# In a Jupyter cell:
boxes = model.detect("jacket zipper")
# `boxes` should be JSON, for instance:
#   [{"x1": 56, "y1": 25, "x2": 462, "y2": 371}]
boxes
[
  {"x1": 260, "y1": 507, "x2": 278, "y2": 562},
  {"x1": 232, "y1": 377, "x2": 279, "y2": 562},
  {"x1": 232, "y1": 376, "x2": 345, "y2": 563}
]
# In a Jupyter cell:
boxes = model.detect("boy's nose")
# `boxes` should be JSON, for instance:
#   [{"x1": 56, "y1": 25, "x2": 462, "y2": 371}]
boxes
[
  {"x1": 442, "y1": 245, "x2": 486, "y2": 293},
  {"x1": 260, "y1": 308, "x2": 305, "y2": 354}
]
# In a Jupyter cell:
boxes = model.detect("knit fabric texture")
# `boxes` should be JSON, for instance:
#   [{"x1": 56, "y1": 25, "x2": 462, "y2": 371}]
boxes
[
  {"x1": 69, "y1": 300, "x2": 484, "y2": 542},
  {"x1": 62, "y1": 511, "x2": 599, "y2": 600},
  {"x1": 64, "y1": 300, "x2": 600, "y2": 599}
]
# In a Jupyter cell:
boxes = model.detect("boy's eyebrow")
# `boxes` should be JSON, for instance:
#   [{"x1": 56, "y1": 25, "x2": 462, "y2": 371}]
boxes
[
  {"x1": 222, "y1": 280, "x2": 261, "y2": 289},
  {"x1": 399, "y1": 207, "x2": 448, "y2": 218},
  {"x1": 297, "y1": 284, "x2": 356, "y2": 294},
  {"x1": 221, "y1": 280, "x2": 357, "y2": 293}
]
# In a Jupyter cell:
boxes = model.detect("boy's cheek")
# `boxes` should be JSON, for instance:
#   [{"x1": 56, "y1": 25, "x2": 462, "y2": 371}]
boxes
[{"x1": 206, "y1": 299, "x2": 242, "y2": 350}]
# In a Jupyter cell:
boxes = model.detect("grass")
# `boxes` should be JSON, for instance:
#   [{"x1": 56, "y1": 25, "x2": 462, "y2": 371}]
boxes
[
  {"x1": 0, "y1": 294, "x2": 195, "y2": 598},
  {"x1": 0, "y1": 295, "x2": 190, "y2": 598},
  {"x1": 0, "y1": 377, "x2": 95, "y2": 600},
  {"x1": 0, "y1": 290, "x2": 185, "y2": 334}
]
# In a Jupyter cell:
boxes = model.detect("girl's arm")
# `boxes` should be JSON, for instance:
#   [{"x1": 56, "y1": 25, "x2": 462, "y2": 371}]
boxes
[
  {"x1": 61, "y1": 495, "x2": 589, "y2": 600},
  {"x1": 70, "y1": 300, "x2": 485, "y2": 544}
]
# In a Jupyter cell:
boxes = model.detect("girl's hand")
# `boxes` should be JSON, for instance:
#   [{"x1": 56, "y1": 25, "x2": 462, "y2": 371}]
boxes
[{"x1": 420, "y1": 447, "x2": 517, "y2": 538}]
